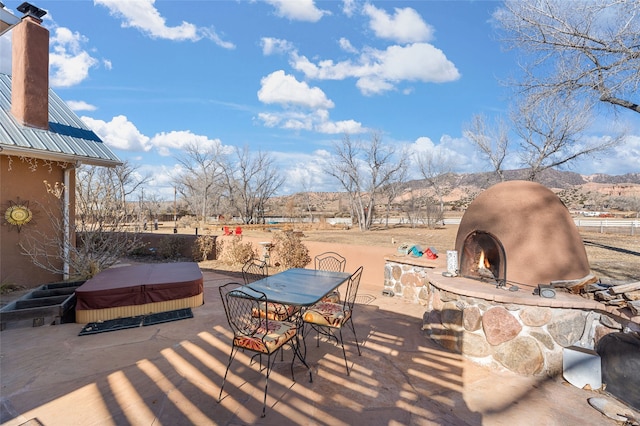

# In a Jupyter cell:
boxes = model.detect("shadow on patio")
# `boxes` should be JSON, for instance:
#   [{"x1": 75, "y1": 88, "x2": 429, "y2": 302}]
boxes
[{"x1": 0, "y1": 269, "x2": 624, "y2": 425}]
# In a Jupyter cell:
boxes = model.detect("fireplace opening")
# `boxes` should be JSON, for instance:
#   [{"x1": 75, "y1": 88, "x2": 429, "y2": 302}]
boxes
[{"x1": 459, "y1": 230, "x2": 506, "y2": 287}]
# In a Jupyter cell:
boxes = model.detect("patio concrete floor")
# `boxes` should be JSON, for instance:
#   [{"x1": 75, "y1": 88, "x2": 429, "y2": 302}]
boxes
[{"x1": 1, "y1": 268, "x2": 637, "y2": 425}]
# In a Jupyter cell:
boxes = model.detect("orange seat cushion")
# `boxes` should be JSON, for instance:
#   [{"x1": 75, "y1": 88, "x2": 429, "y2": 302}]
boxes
[
  {"x1": 303, "y1": 302, "x2": 350, "y2": 328},
  {"x1": 233, "y1": 319, "x2": 297, "y2": 354}
]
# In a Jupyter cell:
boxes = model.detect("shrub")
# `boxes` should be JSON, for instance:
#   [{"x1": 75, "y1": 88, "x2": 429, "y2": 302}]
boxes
[
  {"x1": 270, "y1": 231, "x2": 311, "y2": 269},
  {"x1": 177, "y1": 215, "x2": 197, "y2": 229},
  {"x1": 217, "y1": 236, "x2": 256, "y2": 266},
  {"x1": 193, "y1": 234, "x2": 216, "y2": 261},
  {"x1": 0, "y1": 281, "x2": 25, "y2": 295},
  {"x1": 157, "y1": 236, "x2": 186, "y2": 259}
]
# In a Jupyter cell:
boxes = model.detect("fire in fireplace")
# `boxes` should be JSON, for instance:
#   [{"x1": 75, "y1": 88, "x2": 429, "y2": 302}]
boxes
[{"x1": 459, "y1": 230, "x2": 506, "y2": 286}]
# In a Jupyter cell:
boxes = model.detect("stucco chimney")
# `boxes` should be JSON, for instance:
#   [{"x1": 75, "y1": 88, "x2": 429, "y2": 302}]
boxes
[{"x1": 11, "y1": 2, "x2": 49, "y2": 130}]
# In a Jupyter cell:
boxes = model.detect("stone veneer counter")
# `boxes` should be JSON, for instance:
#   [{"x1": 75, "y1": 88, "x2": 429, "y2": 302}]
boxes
[{"x1": 384, "y1": 255, "x2": 639, "y2": 376}]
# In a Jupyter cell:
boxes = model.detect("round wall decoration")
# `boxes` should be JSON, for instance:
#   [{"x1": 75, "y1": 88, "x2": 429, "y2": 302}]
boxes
[{"x1": 4, "y1": 201, "x2": 33, "y2": 232}]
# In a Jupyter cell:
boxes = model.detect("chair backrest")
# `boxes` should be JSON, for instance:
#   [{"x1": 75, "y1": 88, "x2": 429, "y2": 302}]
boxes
[
  {"x1": 235, "y1": 226, "x2": 242, "y2": 235},
  {"x1": 242, "y1": 258, "x2": 268, "y2": 284},
  {"x1": 219, "y1": 282, "x2": 266, "y2": 338},
  {"x1": 343, "y1": 266, "x2": 363, "y2": 310},
  {"x1": 314, "y1": 252, "x2": 346, "y2": 272}
]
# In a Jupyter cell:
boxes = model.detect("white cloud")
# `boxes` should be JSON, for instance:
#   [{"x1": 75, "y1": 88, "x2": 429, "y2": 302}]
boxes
[
  {"x1": 150, "y1": 130, "x2": 224, "y2": 157},
  {"x1": 411, "y1": 136, "x2": 437, "y2": 152},
  {"x1": 261, "y1": 37, "x2": 294, "y2": 55},
  {"x1": 256, "y1": 72, "x2": 367, "y2": 135},
  {"x1": 83, "y1": 114, "x2": 229, "y2": 157},
  {"x1": 258, "y1": 70, "x2": 334, "y2": 109},
  {"x1": 49, "y1": 27, "x2": 98, "y2": 87},
  {"x1": 316, "y1": 119, "x2": 365, "y2": 134},
  {"x1": 95, "y1": 0, "x2": 234, "y2": 48},
  {"x1": 82, "y1": 115, "x2": 151, "y2": 152},
  {"x1": 573, "y1": 133, "x2": 640, "y2": 175},
  {"x1": 265, "y1": 0, "x2": 328, "y2": 22},
  {"x1": 271, "y1": 149, "x2": 339, "y2": 193},
  {"x1": 66, "y1": 100, "x2": 97, "y2": 111},
  {"x1": 257, "y1": 109, "x2": 365, "y2": 135},
  {"x1": 135, "y1": 163, "x2": 183, "y2": 199},
  {"x1": 291, "y1": 43, "x2": 460, "y2": 95},
  {"x1": 341, "y1": 0, "x2": 357, "y2": 17},
  {"x1": 338, "y1": 37, "x2": 357, "y2": 53},
  {"x1": 406, "y1": 134, "x2": 487, "y2": 175},
  {"x1": 363, "y1": 4, "x2": 434, "y2": 43}
]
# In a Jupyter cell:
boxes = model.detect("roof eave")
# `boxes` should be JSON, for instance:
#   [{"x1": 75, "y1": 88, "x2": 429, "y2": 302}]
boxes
[{"x1": 0, "y1": 145, "x2": 122, "y2": 167}]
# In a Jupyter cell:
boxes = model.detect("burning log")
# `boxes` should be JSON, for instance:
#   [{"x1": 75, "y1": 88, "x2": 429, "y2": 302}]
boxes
[{"x1": 477, "y1": 266, "x2": 496, "y2": 280}]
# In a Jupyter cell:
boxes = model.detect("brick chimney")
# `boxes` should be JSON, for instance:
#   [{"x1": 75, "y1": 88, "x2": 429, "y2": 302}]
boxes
[{"x1": 11, "y1": 2, "x2": 49, "y2": 130}]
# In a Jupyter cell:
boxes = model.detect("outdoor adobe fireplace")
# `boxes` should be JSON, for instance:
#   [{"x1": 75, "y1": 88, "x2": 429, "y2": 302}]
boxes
[
  {"x1": 454, "y1": 180, "x2": 591, "y2": 288},
  {"x1": 383, "y1": 181, "x2": 639, "y2": 378}
]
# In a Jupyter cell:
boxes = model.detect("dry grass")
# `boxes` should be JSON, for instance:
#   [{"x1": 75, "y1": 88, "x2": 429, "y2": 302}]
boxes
[{"x1": 230, "y1": 224, "x2": 639, "y2": 283}]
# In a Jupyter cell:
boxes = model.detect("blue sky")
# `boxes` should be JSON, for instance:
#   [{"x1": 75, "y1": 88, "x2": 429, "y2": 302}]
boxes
[{"x1": 1, "y1": 0, "x2": 638, "y2": 199}]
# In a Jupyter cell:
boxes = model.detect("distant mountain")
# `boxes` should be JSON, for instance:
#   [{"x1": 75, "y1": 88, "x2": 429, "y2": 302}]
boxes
[
  {"x1": 583, "y1": 173, "x2": 640, "y2": 184},
  {"x1": 404, "y1": 169, "x2": 640, "y2": 192},
  {"x1": 271, "y1": 168, "x2": 640, "y2": 217}
]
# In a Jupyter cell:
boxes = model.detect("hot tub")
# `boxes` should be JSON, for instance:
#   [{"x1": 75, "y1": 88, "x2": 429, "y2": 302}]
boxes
[{"x1": 75, "y1": 262, "x2": 204, "y2": 323}]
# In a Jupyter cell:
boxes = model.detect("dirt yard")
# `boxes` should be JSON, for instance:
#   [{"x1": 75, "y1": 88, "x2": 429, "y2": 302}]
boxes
[{"x1": 200, "y1": 224, "x2": 639, "y2": 283}]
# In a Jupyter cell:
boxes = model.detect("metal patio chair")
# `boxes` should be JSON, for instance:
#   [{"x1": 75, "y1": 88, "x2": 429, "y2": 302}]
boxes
[
  {"x1": 218, "y1": 282, "x2": 299, "y2": 417},
  {"x1": 303, "y1": 266, "x2": 363, "y2": 375},
  {"x1": 242, "y1": 258, "x2": 297, "y2": 322},
  {"x1": 314, "y1": 251, "x2": 346, "y2": 303}
]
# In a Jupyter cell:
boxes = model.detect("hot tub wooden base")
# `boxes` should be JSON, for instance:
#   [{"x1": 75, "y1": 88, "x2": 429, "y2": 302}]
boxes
[
  {"x1": 75, "y1": 262, "x2": 204, "y2": 324},
  {"x1": 76, "y1": 293, "x2": 203, "y2": 324}
]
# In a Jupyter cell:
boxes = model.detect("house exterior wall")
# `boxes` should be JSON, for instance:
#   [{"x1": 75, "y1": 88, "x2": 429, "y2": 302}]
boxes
[{"x1": 1, "y1": 155, "x2": 76, "y2": 288}]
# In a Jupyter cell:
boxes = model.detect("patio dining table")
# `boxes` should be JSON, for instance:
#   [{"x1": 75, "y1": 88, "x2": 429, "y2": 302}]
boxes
[
  {"x1": 245, "y1": 268, "x2": 351, "y2": 308},
  {"x1": 244, "y1": 267, "x2": 352, "y2": 381}
]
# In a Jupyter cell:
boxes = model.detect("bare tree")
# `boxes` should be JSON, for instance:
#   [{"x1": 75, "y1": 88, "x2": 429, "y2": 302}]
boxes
[
  {"x1": 174, "y1": 142, "x2": 223, "y2": 228},
  {"x1": 417, "y1": 147, "x2": 455, "y2": 216},
  {"x1": 300, "y1": 176, "x2": 315, "y2": 223},
  {"x1": 512, "y1": 93, "x2": 622, "y2": 181},
  {"x1": 494, "y1": 0, "x2": 640, "y2": 114},
  {"x1": 20, "y1": 166, "x2": 145, "y2": 280},
  {"x1": 463, "y1": 114, "x2": 510, "y2": 182},
  {"x1": 326, "y1": 133, "x2": 407, "y2": 231},
  {"x1": 220, "y1": 146, "x2": 284, "y2": 224},
  {"x1": 111, "y1": 160, "x2": 150, "y2": 217},
  {"x1": 381, "y1": 162, "x2": 408, "y2": 228}
]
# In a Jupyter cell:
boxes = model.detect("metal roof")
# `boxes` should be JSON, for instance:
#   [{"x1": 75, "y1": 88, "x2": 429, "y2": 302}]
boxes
[{"x1": 0, "y1": 73, "x2": 121, "y2": 167}]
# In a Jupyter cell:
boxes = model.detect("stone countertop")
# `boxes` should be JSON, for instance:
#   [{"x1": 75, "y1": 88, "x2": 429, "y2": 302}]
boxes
[
  {"x1": 384, "y1": 254, "x2": 446, "y2": 269},
  {"x1": 426, "y1": 268, "x2": 640, "y2": 325}
]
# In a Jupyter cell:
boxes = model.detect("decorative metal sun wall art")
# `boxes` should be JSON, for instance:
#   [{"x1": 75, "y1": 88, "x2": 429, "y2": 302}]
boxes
[{"x1": 4, "y1": 199, "x2": 33, "y2": 232}]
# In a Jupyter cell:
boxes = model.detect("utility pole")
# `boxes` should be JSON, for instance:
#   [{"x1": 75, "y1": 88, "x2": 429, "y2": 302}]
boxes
[{"x1": 173, "y1": 186, "x2": 177, "y2": 233}]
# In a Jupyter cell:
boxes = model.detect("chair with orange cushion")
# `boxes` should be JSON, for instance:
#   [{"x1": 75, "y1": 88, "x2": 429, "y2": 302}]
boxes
[
  {"x1": 314, "y1": 252, "x2": 346, "y2": 303},
  {"x1": 303, "y1": 266, "x2": 363, "y2": 375},
  {"x1": 218, "y1": 282, "x2": 299, "y2": 417},
  {"x1": 242, "y1": 258, "x2": 298, "y2": 321}
]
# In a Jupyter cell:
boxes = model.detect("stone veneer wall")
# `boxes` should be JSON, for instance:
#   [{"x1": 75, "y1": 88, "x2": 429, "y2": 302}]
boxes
[{"x1": 384, "y1": 258, "x2": 636, "y2": 376}]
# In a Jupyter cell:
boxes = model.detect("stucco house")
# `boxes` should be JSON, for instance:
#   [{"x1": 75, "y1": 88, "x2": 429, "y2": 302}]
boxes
[{"x1": 1, "y1": 3, "x2": 121, "y2": 288}]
